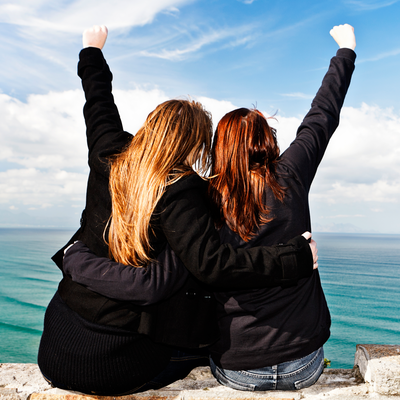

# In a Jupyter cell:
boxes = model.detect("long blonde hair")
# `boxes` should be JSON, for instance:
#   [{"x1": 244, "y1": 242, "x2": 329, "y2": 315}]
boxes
[{"x1": 108, "y1": 99, "x2": 212, "y2": 267}]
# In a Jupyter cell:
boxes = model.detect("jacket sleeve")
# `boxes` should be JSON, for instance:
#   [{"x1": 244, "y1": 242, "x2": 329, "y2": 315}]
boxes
[
  {"x1": 281, "y1": 48, "x2": 356, "y2": 189},
  {"x1": 158, "y1": 175, "x2": 313, "y2": 290},
  {"x1": 63, "y1": 241, "x2": 189, "y2": 305},
  {"x1": 78, "y1": 47, "x2": 133, "y2": 176}
]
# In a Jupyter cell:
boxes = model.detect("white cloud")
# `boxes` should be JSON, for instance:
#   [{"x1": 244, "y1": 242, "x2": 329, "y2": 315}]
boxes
[
  {"x1": 113, "y1": 88, "x2": 170, "y2": 132},
  {"x1": 320, "y1": 103, "x2": 400, "y2": 184},
  {"x1": 0, "y1": 0, "x2": 191, "y2": 35},
  {"x1": 263, "y1": 103, "x2": 400, "y2": 206},
  {"x1": 1, "y1": 87, "x2": 399, "y2": 226},
  {"x1": 312, "y1": 180, "x2": 400, "y2": 204},
  {"x1": 0, "y1": 168, "x2": 87, "y2": 207},
  {"x1": 0, "y1": 86, "x2": 232, "y2": 209},
  {"x1": 266, "y1": 115, "x2": 303, "y2": 151},
  {"x1": 196, "y1": 97, "x2": 237, "y2": 129},
  {"x1": 0, "y1": 91, "x2": 87, "y2": 169},
  {"x1": 0, "y1": 87, "x2": 169, "y2": 209}
]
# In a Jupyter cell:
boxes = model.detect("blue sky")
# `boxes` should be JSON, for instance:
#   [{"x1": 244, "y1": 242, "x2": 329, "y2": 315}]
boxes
[{"x1": 0, "y1": 0, "x2": 400, "y2": 234}]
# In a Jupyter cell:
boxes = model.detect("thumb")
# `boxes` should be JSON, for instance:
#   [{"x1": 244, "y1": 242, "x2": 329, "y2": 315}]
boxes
[{"x1": 302, "y1": 231, "x2": 312, "y2": 241}]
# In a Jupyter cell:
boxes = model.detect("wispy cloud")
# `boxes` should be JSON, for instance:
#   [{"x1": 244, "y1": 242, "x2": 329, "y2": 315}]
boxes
[
  {"x1": 140, "y1": 28, "x2": 249, "y2": 61},
  {"x1": 0, "y1": 0, "x2": 191, "y2": 35},
  {"x1": 140, "y1": 31, "x2": 224, "y2": 60},
  {"x1": 357, "y1": 48, "x2": 400, "y2": 63},
  {"x1": 238, "y1": 0, "x2": 256, "y2": 4},
  {"x1": 344, "y1": 0, "x2": 399, "y2": 10},
  {"x1": 323, "y1": 214, "x2": 365, "y2": 218},
  {"x1": 280, "y1": 92, "x2": 314, "y2": 100},
  {"x1": 0, "y1": 0, "x2": 197, "y2": 97}
]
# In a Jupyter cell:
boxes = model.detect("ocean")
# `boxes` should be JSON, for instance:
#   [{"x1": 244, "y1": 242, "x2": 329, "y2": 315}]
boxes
[{"x1": 0, "y1": 228, "x2": 399, "y2": 368}]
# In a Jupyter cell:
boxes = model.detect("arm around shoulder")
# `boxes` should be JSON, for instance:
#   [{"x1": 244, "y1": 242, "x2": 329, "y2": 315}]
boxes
[{"x1": 159, "y1": 175, "x2": 314, "y2": 290}]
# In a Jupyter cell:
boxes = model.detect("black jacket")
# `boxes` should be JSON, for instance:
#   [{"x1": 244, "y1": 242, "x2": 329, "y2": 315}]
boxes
[{"x1": 210, "y1": 48, "x2": 356, "y2": 369}]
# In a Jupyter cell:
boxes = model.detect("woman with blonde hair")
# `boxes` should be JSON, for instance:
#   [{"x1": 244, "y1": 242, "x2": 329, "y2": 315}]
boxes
[{"x1": 38, "y1": 26, "x2": 317, "y2": 395}]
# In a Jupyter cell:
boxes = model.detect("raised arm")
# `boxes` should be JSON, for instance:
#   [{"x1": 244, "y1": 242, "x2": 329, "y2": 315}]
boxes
[
  {"x1": 282, "y1": 24, "x2": 356, "y2": 189},
  {"x1": 79, "y1": 26, "x2": 132, "y2": 175}
]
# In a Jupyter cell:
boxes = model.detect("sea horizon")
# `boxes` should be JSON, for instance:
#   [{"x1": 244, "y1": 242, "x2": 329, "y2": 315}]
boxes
[
  {"x1": 0, "y1": 228, "x2": 399, "y2": 368},
  {"x1": 2, "y1": 225, "x2": 399, "y2": 235}
]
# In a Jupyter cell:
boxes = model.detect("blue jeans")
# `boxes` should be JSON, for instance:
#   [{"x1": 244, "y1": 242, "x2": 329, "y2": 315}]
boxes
[{"x1": 210, "y1": 347, "x2": 324, "y2": 391}]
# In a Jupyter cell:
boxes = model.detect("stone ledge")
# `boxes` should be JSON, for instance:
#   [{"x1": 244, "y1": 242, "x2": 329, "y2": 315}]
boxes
[
  {"x1": 0, "y1": 364, "x2": 391, "y2": 400},
  {"x1": 354, "y1": 344, "x2": 400, "y2": 396},
  {"x1": 2, "y1": 344, "x2": 400, "y2": 400}
]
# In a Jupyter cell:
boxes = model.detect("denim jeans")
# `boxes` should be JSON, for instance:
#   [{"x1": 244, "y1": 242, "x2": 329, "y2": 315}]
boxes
[{"x1": 210, "y1": 347, "x2": 324, "y2": 391}]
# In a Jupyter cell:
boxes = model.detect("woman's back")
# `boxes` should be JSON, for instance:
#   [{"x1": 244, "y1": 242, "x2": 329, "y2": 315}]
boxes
[
  {"x1": 210, "y1": 167, "x2": 329, "y2": 369},
  {"x1": 209, "y1": 47, "x2": 357, "y2": 370}
]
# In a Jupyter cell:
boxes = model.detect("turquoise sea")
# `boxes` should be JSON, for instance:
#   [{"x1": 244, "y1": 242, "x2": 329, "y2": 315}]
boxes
[{"x1": 0, "y1": 228, "x2": 399, "y2": 368}]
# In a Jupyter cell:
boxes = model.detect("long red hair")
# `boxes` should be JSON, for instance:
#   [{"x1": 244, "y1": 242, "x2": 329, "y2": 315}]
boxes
[{"x1": 208, "y1": 108, "x2": 285, "y2": 241}]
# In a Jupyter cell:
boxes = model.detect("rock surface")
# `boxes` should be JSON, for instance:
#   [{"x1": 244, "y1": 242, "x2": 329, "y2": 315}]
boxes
[
  {"x1": 0, "y1": 363, "x2": 397, "y2": 400},
  {"x1": 354, "y1": 344, "x2": 400, "y2": 395}
]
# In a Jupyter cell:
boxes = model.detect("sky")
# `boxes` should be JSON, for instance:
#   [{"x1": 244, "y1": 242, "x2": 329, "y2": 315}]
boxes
[{"x1": 0, "y1": 0, "x2": 400, "y2": 234}]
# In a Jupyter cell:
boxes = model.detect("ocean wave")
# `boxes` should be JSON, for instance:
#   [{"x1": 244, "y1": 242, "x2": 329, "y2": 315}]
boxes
[
  {"x1": 0, "y1": 295, "x2": 47, "y2": 311},
  {"x1": 0, "y1": 321, "x2": 42, "y2": 335}
]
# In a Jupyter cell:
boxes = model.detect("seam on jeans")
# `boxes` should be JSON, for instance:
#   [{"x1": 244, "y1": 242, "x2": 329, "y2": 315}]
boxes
[
  {"x1": 237, "y1": 369, "x2": 276, "y2": 379},
  {"x1": 213, "y1": 367, "x2": 256, "y2": 391},
  {"x1": 294, "y1": 357, "x2": 324, "y2": 390},
  {"x1": 278, "y1": 347, "x2": 322, "y2": 379},
  {"x1": 239, "y1": 347, "x2": 322, "y2": 379}
]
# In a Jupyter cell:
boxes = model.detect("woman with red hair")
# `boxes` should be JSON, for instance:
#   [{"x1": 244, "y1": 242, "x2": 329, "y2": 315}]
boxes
[{"x1": 207, "y1": 24, "x2": 356, "y2": 390}]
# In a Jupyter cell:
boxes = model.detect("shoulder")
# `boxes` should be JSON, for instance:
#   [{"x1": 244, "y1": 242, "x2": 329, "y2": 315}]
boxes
[
  {"x1": 165, "y1": 173, "x2": 207, "y2": 197},
  {"x1": 158, "y1": 173, "x2": 208, "y2": 215}
]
